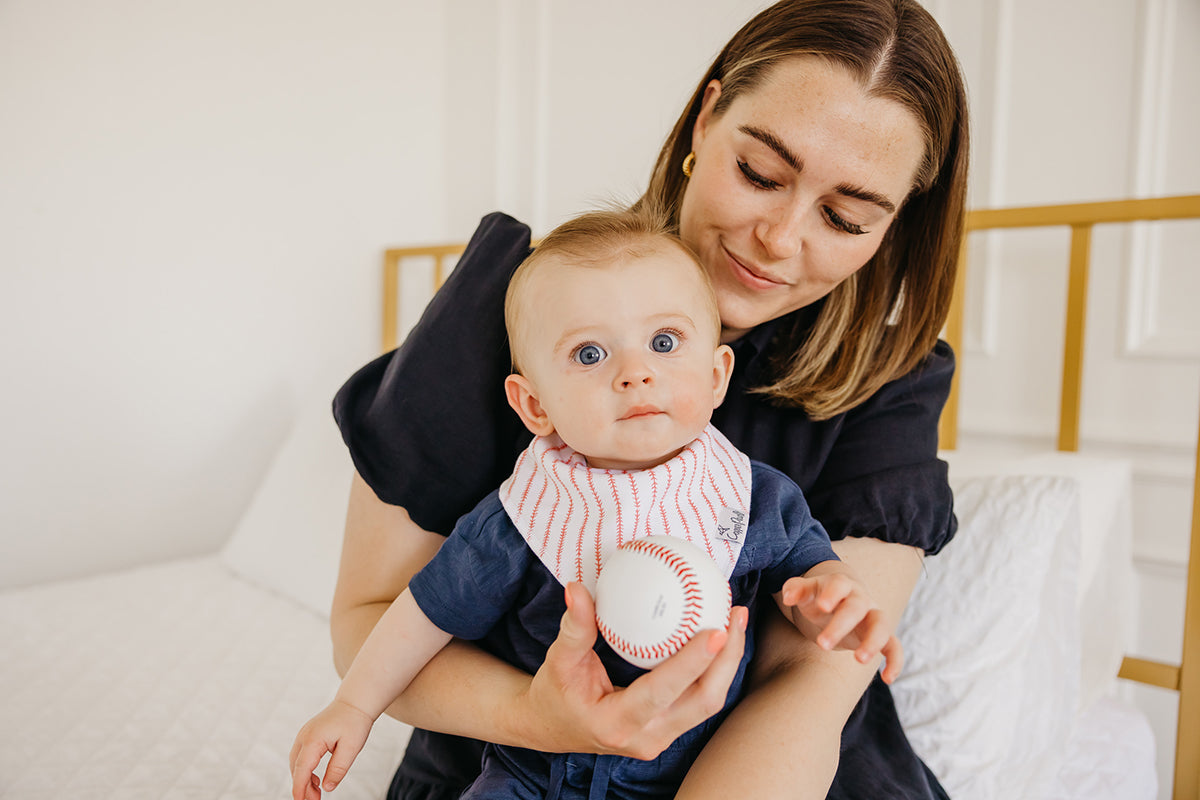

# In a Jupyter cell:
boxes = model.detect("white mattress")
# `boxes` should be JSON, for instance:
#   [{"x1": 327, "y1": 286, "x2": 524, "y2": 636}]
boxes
[
  {"x1": 0, "y1": 556, "x2": 412, "y2": 800},
  {"x1": 0, "y1": 554, "x2": 1155, "y2": 800},
  {"x1": 1040, "y1": 696, "x2": 1157, "y2": 799}
]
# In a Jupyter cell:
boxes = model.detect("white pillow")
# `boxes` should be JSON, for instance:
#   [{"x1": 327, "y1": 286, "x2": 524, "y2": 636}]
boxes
[
  {"x1": 892, "y1": 474, "x2": 1082, "y2": 800},
  {"x1": 220, "y1": 399, "x2": 353, "y2": 618},
  {"x1": 939, "y1": 449, "x2": 1135, "y2": 711}
]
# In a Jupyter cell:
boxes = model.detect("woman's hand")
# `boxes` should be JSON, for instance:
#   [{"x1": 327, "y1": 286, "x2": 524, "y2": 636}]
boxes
[{"x1": 519, "y1": 581, "x2": 749, "y2": 759}]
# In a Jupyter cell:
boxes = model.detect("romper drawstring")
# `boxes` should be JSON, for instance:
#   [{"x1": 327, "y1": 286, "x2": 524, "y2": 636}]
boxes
[
  {"x1": 545, "y1": 753, "x2": 616, "y2": 800},
  {"x1": 587, "y1": 755, "x2": 613, "y2": 800}
]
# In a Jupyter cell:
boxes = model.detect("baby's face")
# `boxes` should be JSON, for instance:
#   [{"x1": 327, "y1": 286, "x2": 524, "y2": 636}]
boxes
[{"x1": 515, "y1": 245, "x2": 732, "y2": 470}]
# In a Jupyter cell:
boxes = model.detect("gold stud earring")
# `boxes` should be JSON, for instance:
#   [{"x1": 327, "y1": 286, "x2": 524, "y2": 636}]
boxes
[{"x1": 682, "y1": 152, "x2": 696, "y2": 177}]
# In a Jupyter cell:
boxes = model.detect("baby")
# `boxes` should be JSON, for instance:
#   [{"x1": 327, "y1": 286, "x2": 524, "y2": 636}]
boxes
[{"x1": 290, "y1": 206, "x2": 901, "y2": 800}]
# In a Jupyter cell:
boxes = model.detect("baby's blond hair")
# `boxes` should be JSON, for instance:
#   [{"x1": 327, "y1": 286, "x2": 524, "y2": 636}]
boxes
[{"x1": 504, "y1": 205, "x2": 719, "y2": 374}]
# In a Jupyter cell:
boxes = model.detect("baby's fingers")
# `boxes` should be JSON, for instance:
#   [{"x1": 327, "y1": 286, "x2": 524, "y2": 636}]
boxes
[
  {"x1": 812, "y1": 592, "x2": 871, "y2": 650},
  {"x1": 290, "y1": 741, "x2": 329, "y2": 800},
  {"x1": 847, "y1": 608, "x2": 892, "y2": 661},
  {"x1": 322, "y1": 734, "x2": 368, "y2": 793},
  {"x1": 779, "y1": 576, "x2": 817, "y2": 608},
  {"x1": 878, "y1": 635, "x2": 904, "y2": 684}
]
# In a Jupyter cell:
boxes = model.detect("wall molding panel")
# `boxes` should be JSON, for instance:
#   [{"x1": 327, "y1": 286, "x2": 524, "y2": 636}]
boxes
[{"x1": 1121, "y1": 0, "x2": 1200, "y2": 360}]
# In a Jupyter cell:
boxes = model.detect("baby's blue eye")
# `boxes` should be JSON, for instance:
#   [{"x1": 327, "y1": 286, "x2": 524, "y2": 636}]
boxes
[
  {"x1": 651, "y1": 332, "x2": 679, "y2": 353},
  {"x1": 574, "y1": 344, "x2": 606, "y2": 365}
]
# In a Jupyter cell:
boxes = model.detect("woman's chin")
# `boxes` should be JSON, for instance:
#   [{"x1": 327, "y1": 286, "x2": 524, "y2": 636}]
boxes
[{"x1": 717, "y1": 301, "x2": 774, "y2": 342}]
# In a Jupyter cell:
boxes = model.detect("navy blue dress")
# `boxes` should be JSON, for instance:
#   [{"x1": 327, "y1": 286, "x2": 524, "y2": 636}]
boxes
[{"x1": 333, "y1": 212, "x2": 957, "y2": 799}]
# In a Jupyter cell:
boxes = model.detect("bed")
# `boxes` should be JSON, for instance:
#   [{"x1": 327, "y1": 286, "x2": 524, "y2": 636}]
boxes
[{"x1": 2, "y1": 195, "x2": 1195, "y2": 799}]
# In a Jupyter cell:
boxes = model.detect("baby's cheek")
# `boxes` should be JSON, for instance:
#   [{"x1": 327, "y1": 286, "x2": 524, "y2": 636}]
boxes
[{"x1": 673, "y1": 391, "x2": 714, "y2": 430}]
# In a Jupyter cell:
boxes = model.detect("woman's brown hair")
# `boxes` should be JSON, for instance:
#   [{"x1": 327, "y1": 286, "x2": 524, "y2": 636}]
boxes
[{"x1": 638, "y1": 0, "x2": 969, "y2": 419}]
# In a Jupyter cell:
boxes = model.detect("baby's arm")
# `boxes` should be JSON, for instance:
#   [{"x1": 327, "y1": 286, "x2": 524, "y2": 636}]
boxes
[
  {"x1": 290, "y1": 590, "x2": 452, "y2": 800},
  {"x1": 775, "y1": 561, "x2": 903, "y2": 684}
]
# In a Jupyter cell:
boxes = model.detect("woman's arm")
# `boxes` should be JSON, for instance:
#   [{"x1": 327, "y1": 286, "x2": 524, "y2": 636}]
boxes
[
  {"x1": 330, "y1": 470, "x2": 750, "y2": 757},
  {"x1": 675, "y1": 536, "x2": 924, "y2": 799}
]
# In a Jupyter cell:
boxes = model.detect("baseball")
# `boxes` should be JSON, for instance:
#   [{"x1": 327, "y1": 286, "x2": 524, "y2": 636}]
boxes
[{"x1": 594, "y1": 535, "x2": 732, "y2": 669}]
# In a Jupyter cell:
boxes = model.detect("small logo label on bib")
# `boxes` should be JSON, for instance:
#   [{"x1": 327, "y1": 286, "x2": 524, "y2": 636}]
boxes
[{"x1": 715, "y1": 507, "x2": 747, "y2": 544}]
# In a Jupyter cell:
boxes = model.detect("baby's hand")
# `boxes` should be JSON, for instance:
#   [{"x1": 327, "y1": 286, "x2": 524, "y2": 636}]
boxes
[
  {"x1": 289, "y1": 699, "x2": 375, "y2": 800},
  {"x1": 779, "y1": 571, "x2": 903, "y2": 684}
]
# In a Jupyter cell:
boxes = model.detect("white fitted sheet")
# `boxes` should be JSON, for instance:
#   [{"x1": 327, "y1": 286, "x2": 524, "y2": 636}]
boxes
[{"x1": 0, "y1": 556, "x2": 412, "y2": 800}]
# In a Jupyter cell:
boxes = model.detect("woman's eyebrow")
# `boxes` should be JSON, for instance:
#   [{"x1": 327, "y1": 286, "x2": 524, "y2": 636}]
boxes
[
  {"x1": 738, "y1": 124, "x2": 898, "y2": 215},
  {"x1": 835, "y1": 182, "x2": 897, "y2": 215},
  {"x1": 739, "y1": 125, "x2": 802, "y2": 172}
]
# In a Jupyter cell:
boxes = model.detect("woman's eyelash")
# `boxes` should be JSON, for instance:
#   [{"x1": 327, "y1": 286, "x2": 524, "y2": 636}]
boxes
[
  {"x1": 738, "y1": 157, "x2": 868, "y2": 235},
  {"x1": 825, "y1": 208, "x2": 867, "y2": 235},
  {"x1": 737, "y1": 159, "x2": 779, "y2": 190}
]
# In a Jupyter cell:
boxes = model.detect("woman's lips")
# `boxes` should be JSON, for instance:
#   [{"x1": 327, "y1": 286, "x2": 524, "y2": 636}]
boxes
[{"x1": 723, "y1": 247, "x2": 787, "y2": 291}]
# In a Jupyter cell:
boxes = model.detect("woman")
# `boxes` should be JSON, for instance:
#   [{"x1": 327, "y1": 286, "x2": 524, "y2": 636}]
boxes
[{"x1": 331, "y1": 1, "x2": 968, "y2": 797}]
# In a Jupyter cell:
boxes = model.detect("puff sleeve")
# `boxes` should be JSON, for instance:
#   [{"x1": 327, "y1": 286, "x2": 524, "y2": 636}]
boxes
[{"x1": 332, "y1": 212, "x2": 533, "y2": 535}]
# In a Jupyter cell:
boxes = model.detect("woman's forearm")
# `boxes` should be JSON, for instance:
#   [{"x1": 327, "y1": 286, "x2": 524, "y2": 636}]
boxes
[
  {"x1": 675, "y1": 537, "x2": 924, "y2": 799},
  {"x1": 384, "y1": 638, "x2": 540, "y2": 744},
  {"x1": 674, "y1": 613, "x2": 866, "y2": 799}
]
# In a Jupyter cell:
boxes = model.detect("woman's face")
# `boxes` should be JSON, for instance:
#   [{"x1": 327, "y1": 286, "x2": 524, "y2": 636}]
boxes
[{"x1": 679, "y1": 56, "x2": 927, "y2": 342}]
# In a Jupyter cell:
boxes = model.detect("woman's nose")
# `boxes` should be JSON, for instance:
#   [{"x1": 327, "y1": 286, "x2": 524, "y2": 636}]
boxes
[{"x1": 756, "y1": 201, "x2": 806, "y2": 261}]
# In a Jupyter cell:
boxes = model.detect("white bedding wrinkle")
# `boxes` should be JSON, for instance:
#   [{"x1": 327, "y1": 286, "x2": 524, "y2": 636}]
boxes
[{"x1": 893, "y1": 475, "x2": 1082, "y2": 799}]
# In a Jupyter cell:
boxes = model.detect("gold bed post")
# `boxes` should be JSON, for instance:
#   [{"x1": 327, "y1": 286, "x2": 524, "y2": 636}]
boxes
[
  {"x1": 1057, "y1": 224, "x2": 1092, "y2": 452},
  {"x1": 1177, "y1": 413, "x2": 1200, "y2": 798},
  {"x1": 938, "y1": 237, "x2": 968, "y2": 450},
  {"x1": 379, "y1": 244, "x2": 468, "y2": 353},
  {"x1": 382, "y1": 250, "x2": 401, "y2": 352},
  {"x1": 939, "y1": 194, "x2": 1200, "y2": 799}
]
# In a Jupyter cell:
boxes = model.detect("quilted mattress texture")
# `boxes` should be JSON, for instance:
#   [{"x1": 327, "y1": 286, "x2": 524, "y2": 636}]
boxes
[{"x1": 0, "y1": 556, "x2": 412, "y2": 799}]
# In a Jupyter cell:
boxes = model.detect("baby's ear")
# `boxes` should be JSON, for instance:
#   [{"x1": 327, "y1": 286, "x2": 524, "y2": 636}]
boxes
[
  {"x1": 505, "y1": 374, "x2": 555, "y2": 436},
  {"x1": 711, "y1": 344, "x2": 735, "y2": 408}
]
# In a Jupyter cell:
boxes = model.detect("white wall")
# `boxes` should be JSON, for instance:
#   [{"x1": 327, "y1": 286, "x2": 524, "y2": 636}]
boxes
[
  {"x1": 0, "y1": 0, "x2": 449, "y2": 587},
  {"x1": 439, "y1": 1, "x2": 770, "y2": 237}
]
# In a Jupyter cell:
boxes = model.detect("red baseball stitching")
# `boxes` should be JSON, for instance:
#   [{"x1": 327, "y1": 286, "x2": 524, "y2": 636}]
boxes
[{"x1": 600, "y1": 539, "x2": 729, "y2": 665}]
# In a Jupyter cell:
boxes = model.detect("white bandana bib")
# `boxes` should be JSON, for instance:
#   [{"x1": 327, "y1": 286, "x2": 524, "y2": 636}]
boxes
[{"x1": 498, "y1": 424, "x2": 752, "y2": 593}]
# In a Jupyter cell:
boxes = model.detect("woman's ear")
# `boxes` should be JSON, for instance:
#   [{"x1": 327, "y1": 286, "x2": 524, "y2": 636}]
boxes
[
  {"x1": 691, "y1": 79, "x2": 723, "y2": 152},
  {"x1": 711, "y1": 344, "x2": 735, "y2": 409},
  {"x1": 505, "y1": 373, "x2": 555, "y2": 437}
]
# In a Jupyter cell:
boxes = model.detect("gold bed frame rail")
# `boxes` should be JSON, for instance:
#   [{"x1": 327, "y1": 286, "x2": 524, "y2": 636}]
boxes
[
  {"x1": 382, "y1": 243, "x2": 467, "y2": 352},
  {"x1": 939, "y1": 194, "x2": 1200, "y2": 799},
  {"x1": 383, "y1": 194, "x2": 1200, "y2": 797}
]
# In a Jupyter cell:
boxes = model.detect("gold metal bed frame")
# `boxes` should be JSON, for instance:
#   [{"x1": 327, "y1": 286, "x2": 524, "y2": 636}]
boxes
[{"x1": 381, "y1": 194, "x2": 1200, "y2": 798}]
